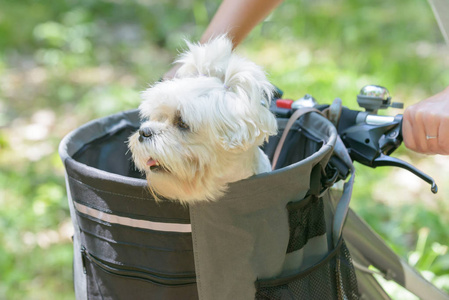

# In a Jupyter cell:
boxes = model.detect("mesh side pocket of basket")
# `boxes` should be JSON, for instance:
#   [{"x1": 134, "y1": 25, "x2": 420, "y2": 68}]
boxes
[
  {"x1": 255, "y1": 239, "x2": 359, "y2": 300},
  {"x1": 255, "y1": 193, "x2": 359, "y2": 300},
  {"x1": 286, "y1": 196, "x2": 327, "y2": 253}
]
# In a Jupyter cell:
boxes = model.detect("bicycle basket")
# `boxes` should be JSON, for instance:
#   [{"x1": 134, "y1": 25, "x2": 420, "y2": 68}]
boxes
[{"x1": 59, "y1": 109, "x2": 359, "y2": 300}]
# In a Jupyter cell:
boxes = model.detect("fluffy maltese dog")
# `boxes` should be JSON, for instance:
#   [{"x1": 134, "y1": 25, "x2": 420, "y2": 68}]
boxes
[{"x1": 128, "y1": 36, "x2": 277, "y2": 203}]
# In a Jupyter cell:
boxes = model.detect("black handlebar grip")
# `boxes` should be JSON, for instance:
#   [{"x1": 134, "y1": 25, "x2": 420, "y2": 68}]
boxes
[{"x1": 337, "y1": 107, "x2": 360, "y2": 134}]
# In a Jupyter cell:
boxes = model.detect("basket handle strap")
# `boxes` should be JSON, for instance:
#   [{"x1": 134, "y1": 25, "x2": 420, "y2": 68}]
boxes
[
  {"x1": 271, "y1": 107, "x2": 321, "y2": 170},
  {"x1": 270, "y1": 106, "x2": 355, "y2": 246},
  {"x1": 330, "y1": 135, "x2": 355, "y2": 246}
]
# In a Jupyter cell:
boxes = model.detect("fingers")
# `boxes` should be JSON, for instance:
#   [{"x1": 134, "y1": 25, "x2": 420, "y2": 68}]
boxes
[
  {"x1": 403, "y1": 104, "x2": 429, "y2": 154},
  {"x1": 422, "y1": 110, "x2": 440, "y2": 155},
  {"x1": 438, "y1": 116, "x2": 449, "y2": 155},
  {"x1": 402, "y1": 107, "x2": 417, "y2": 151},
  {"x1": 402, "y1": 87, "x2": 449, "y2": 155}
]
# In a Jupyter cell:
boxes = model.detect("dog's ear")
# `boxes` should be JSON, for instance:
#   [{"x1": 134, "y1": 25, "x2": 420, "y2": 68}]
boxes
[
  {"x1": 214, "y1": 92, "x2": 278, "y2": 152},
  {"x1": 176, "y1": 35, "x2": 273, "y2": 107},
  {"x1": 176, "y1": 35, "x2": 278, "y2": 151},
  {"x1": 216, "y1": 39, "x2": 278, "y2": 151}
]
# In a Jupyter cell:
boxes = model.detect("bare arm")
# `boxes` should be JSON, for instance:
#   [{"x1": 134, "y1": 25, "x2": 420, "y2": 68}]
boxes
[
  {"x1": 200, "y1": 0, "x2": 284, "y2": 47},
  {"x1": 163, "y1": 0, "x2": 283, "y2": 79}
]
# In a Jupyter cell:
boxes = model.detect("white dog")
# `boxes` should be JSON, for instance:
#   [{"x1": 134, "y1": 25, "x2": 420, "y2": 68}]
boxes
[{"x1": 128, "y1": 36, "x2": 277, "y2": 203}]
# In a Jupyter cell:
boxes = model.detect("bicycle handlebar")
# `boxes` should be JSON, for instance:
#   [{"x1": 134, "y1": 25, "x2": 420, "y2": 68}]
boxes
[{"x1": 270, "y1": 86, "x2": 438, "y2": 194}]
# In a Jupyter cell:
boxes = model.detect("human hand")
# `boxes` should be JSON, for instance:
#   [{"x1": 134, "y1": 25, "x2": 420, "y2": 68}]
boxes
[
  {"x1": 402, "y1": 86, "x2": 449, "y2": 155},
  {"x1": 162, "y1": 63, "x2": 182, "y2": 81}
]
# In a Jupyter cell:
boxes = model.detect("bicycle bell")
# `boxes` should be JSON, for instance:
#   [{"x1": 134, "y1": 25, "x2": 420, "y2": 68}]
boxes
[{"x1": 357, "y1": 85, "x2": 403, "y2": 113}]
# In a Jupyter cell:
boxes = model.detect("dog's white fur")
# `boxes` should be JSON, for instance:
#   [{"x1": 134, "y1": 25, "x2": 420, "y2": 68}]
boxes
[{"x1": 128, "y1": 36, "x2": 277, "y2": 203}]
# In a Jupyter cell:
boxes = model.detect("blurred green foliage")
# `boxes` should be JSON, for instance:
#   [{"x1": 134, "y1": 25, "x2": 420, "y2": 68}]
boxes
[{"x1": 0, "y1": 0, "x2": 448, "y2": 299}]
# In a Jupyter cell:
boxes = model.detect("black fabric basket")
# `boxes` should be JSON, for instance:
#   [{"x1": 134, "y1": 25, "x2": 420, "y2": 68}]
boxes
[{"x1": 59, "y1": 109, "x2": 359, "y2": 300}]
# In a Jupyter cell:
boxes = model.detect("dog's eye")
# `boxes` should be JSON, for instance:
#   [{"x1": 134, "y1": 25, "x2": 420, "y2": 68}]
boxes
[{"x1": 175, "y1": 116, "x2": 189, "y2": 130}]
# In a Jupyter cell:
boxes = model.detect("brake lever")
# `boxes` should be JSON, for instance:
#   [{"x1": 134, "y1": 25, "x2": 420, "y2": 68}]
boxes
[
  {"x1": 373, "y1": 154, "x2": 438, "y2": 194},
  {"x1": 338, "y1": 109, "x2": 438, "y2": 194}
]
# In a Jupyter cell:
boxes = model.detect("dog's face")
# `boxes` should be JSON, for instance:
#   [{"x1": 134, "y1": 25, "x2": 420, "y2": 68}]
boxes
[{"x1": 128, "y1": 36, "x2": 277, "y2": 203}]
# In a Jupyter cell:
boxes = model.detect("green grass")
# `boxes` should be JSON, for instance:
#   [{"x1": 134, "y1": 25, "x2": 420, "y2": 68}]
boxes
[{"x1": 1, "y1": 0, "x2": 448, "y2": 298}]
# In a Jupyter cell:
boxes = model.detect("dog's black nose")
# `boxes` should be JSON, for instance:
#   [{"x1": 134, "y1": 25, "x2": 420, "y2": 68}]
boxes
[{"x1": 138, "y1": 127, "x2": 153, "y2": 142}]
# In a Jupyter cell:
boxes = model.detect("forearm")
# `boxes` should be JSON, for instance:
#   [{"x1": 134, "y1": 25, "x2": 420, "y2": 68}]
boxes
[{"x1": 200, "y1": 0, "x2": 284, "y2": 48}]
